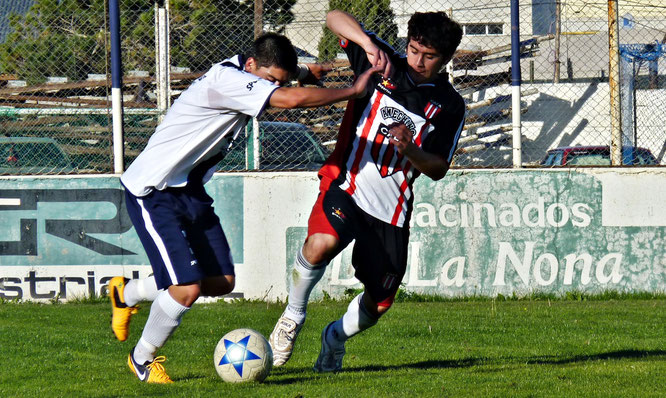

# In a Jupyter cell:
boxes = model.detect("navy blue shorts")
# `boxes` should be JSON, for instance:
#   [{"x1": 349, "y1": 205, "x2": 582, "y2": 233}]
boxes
[{"x1": 124, "y1": 184, "x2": 234, "y2": 290}]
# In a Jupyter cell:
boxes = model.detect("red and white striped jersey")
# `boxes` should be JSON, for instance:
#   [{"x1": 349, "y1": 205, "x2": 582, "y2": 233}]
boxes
[{"x1": 319, "y1": 32, "x2": 466, "y2": 227}]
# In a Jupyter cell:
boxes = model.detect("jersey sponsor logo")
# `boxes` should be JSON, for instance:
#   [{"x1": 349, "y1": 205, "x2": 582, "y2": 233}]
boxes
[
  {"x1": 377, "y1": 78, "x2": 397, "y2": 94},
  {"x1": 246, "y1": 80, "x2": 257, "y2": 91},
  {"x1": 379, "y1": 107, "x2": 416, "y2": 135},
  {"x1": 381, "y1": 78, "x2": 396, "y2": 90},
  {"x1": 331, "y1": 207, "x2": 347, "y2": 222}
]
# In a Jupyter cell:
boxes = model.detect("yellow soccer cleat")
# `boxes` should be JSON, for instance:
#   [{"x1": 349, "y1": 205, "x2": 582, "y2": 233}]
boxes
[
  {"x1": 109, "y1": 276, "x2": 138, "y2": 342},
  {"x1": 128, "y1": 349, "x2": 173, "y2": 383}
]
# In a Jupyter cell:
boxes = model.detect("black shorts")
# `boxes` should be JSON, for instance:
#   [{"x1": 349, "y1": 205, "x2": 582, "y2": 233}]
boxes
[
  {"x1": 308, "y1": 182, "x2": 410, "y2": 305},
  {"x1": 124, "y1": 184, "x2": 234, "y2": 290}
]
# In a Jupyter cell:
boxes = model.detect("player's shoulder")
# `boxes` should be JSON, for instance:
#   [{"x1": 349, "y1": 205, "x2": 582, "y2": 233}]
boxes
[
  {"x1": 205, "y1": 56, "x2": 243, "y2": 77},
  {"x1": 430, "y1": 75, "x2": 465, "y2": 113},
  {"x1": 195, "y1": 55, "x2": 253, "y2": 84}
]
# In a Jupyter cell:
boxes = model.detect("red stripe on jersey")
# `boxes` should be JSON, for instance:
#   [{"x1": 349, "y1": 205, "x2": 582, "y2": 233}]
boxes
[
  {"x1": 424, "y1": 102, "x2": 442, "y2": 120},
  {"x1": 391, "y1": 162, "x2": 412, "y2": 225},
  {"x1": 370, "y1": 126, "x2": 384, "y2": 164},
  {"x1": 424, "y1": 104, "x2": 434, "y2": 118},
  {"x1": 390, "y1": 120, "x2": 432, "y2": 224},
  {"x1": 380, "y1": 142, "x2": 396, "y2": 176},
  {"x1": 429, "y1": 106, "x2": 442, "y2": 120},
  {"x1": 345, "y1": 92, "x2": 384, "y2": 196},
  {"x1": 414, "y1": 120, "x2": 429, "y2": 147},
  {"x1": 319, "y1": 98, "x2": 358, "y2": 182}
]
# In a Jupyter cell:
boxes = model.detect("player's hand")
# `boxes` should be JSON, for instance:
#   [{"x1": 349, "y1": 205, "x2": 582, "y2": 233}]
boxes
[
  {"x1": 351, "y1": 64, "x2": 383, "y2": 97},
  {"x1": 364, "y1": 44, "x2": 393, "y2": 78},
  {"x1": 388, "y1": 123, "x2": 414, "y2": 154},
  {"x1": 298, "y1": 63, "x2": 332, "y2": 86}
]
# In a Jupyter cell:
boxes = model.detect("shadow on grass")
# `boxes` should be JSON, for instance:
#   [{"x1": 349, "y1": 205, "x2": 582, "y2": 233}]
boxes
[
  {"x1": 267, "y1": 349, "x2": 666, "y2": 384},
  {"x1": 525, "y1": 349, "x2": 666, "y2": 365}
]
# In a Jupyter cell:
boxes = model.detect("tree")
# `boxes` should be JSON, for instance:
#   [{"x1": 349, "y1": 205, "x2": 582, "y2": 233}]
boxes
[
  {"x1": 317, "y1": 0, "x2": 398, "y2": 62},
  {"x1": 0, "y1": 0, "x2": 111, "y2": 84},
  {"x1": 0, "y1": 0, "x2": 296, "y2": 84}
]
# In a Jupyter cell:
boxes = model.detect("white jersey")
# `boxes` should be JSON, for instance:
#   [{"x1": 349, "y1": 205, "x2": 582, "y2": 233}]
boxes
[{"x1": 121, "y1": 55, "x2": 278, "y2": 197}]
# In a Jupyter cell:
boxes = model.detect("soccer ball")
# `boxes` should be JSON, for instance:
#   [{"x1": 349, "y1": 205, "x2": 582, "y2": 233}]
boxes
[{"x1": 213, "y1": 328, "x2": 273, "y2": 383}]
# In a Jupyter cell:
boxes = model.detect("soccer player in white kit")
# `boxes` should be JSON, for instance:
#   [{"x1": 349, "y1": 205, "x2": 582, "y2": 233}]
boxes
[
  {"x1": 108, "y1": 33, "x2": 384, "y2": 383},
  {"x1": 269, "y1": 11, "x2": 466, "y2": 372}
]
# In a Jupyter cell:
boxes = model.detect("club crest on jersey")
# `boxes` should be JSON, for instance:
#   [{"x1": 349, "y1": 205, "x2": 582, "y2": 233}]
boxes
[
  {"x1": 424, "y1": 101, "x2": 442, "y2": 120},
  {"x1": 372, "y1": 123, "x2": 407, "y2": 177}
]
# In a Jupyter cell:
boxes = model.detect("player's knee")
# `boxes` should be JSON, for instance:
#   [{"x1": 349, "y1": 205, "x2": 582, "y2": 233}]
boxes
[
  {"x1": 303, "y1": 233, "x2": 338, "y2": 265},
  {"x1": 376, "y1": 303, "x2": 392, "y2": 316},
  {"x1": 201, "y1": 275, "x2": 235, "y2": 297},
  {"x1": 364, "y1": 294, "x2": 394, "y2": 318},
  {"x1": 170, "y1": 283, "x2": 201, "y2": 307}
]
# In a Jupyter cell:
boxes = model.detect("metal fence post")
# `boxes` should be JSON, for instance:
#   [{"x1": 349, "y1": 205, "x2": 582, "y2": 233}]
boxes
[
  {"x1": 110, "y1": 0, "x2": 124, "y2": 173},
  {"x1": 511, "y1": 0, "x2": 522, "y2": 168},
  {"x1": 608, "y1": 0, "x2": 623, "y2": 165},
  {"x1": 155, "y1": 0, "x2": 170, "y2": 124}
]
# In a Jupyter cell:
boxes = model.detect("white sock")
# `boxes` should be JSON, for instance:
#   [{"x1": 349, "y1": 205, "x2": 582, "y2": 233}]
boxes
[
  {"x1": 284, "y1": 247, "x2": 327, "y2": 324},
  {"x1": 133, "y1": 290, "x2": 190, "y2": 364},
  {"x1": 329, "y1": 293, "x2": 379, "y2": 347},
  {"x1": 124, "y1": 276, "x2": 159, "y2": 307}
]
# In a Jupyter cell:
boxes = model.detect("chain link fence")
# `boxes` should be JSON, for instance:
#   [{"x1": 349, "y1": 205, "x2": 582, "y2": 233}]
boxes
[{"x1": 0, "y1": 0, "x2": 664, "y2": 175}]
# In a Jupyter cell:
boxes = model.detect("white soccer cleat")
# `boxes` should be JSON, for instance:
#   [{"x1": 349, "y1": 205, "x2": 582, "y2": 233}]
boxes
[
  {"x1": 269, "y1": 313, "x2": 303, "y2": 366},
  {"x1": 313, "y1": 321, "x2": 345, "y2": 373}
]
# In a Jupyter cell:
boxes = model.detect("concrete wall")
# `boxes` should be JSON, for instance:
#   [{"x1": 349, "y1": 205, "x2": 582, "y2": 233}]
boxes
[{"x1": 1, "y1": 169, "x2": 664, "y2": 302}]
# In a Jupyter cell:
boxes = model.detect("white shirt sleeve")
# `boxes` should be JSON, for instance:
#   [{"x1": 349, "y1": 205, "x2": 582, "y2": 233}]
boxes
[{"x1": 182, "y1": 65, "x2": 279, "y2": 118}]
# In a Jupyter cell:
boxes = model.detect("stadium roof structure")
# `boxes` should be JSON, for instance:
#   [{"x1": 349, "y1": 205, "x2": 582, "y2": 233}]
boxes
[{"x1": 0, "y1": 0, "x2": 34, "y2": 43}]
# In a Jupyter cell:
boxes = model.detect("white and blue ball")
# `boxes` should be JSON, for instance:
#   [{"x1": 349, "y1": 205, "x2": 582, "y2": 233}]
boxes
[{"x1": 213, "y1": 328, "x2": 273, "y2": 383}]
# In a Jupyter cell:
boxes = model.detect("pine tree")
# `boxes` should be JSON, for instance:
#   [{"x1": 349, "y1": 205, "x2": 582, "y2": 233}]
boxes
[{"x1": 0, "y1": 0, "x2": 296, "y2": 83}]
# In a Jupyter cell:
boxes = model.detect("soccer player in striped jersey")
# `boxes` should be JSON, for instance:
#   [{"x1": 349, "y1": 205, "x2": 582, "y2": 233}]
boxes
[
  {"x1": 108, "y1": 33, "x2": 383, "y2": 383},
  {"x1": 269, "y1": 10, "x2": 466, "y2": 372}
]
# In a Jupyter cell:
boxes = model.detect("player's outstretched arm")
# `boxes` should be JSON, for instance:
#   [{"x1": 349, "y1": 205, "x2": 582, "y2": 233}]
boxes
[
  {"x1": 296, "y1": 63, "x2": 332, "y2": 86},
  {"x1": 326, "y1": 10, "x2": 393, "y2": 78},
  {"x1": 269, "y1": 64, "x2": 381, "y2": 109}
]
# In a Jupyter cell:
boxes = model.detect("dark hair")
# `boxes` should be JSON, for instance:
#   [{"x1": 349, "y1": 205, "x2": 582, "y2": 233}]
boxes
[
  {"x1": 407, "y1": 12, "x2": 462, "y2": 62},
  {"x1": 246, "y1": 33, "x2": 298, "y2": 75}
]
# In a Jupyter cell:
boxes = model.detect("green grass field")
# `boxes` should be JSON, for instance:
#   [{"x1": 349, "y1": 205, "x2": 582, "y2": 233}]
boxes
[{"x1": 0, "y1": 295, "x2": 664, "y2": 397}]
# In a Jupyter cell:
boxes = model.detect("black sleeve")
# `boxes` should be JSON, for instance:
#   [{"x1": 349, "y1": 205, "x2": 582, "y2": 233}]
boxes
[
  {"x1": 422, "y1": 94, "x2": 466, "y2": 163},
  {"x1": 340, "y1": 28, "x2": 398, "y2": 77}
]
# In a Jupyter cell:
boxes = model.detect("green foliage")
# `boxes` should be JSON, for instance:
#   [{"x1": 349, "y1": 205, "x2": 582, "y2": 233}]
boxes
[
  {"x1": 317, "y1": 0, "x2": 398, "y2": 61},
  {"x1": 0, "y1": 0, "x2": 296, "y2": 83},
  {"x1": 0, "y1": 0, "x2": 109, "y2": 84}
]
